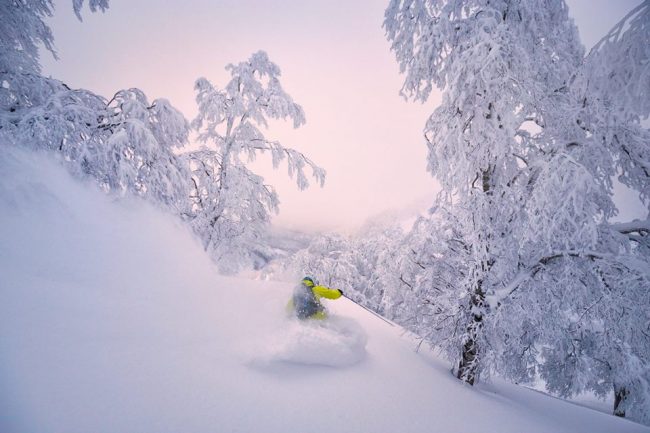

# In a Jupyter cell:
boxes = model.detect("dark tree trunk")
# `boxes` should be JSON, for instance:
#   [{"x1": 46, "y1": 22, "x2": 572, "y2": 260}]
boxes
[
  {"x1": 456, "y1": 281, "x2": 485, "y2": 385},
  {"x1": 614, "y1": 384, "x2": 629, "y2": 418}
]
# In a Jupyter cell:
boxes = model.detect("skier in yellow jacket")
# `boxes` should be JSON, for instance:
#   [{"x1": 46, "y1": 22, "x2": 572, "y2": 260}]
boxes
[{"x1": 287, "y1": 276, "x2": 343, "y2": 320}]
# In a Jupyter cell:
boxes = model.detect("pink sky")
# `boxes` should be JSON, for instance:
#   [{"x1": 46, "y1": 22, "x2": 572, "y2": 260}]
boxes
[{"x1": 41, "y1": 0, "x2": 644, "y2": 232}]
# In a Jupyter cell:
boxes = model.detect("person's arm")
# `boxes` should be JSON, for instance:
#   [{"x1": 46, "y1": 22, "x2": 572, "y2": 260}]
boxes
[{"x1": 312, "y1": 285, "x2": 343, "y2": 299}]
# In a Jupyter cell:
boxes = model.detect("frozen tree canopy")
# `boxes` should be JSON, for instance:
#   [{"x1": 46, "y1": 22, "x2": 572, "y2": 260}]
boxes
[
  {"x1": 1, "y1": 4, "x2": 324, "y2": 273},
  {"x1": 385, "y1": 0, "x2": 584, "y2": 383},
  {"x1": 72, "y1": 0, "x2": 109, "y2": 20},
  {"x1": 366, "y1": 0, "x2": 650, "y2": 423},
  {"x1": 188, "y1": 51, "x2": 325, "y2": 272},
  {"x1": 1, "y1": 0, "x2": 191, "y2": 212},
  {"x1": 272, "y1": 3, "x2": 650, "y2": 424}
]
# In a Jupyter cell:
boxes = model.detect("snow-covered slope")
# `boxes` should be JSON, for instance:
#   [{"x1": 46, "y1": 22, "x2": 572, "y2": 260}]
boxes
[{"x1": 1, "y1": 148, "x2": 649, "y2": 433}]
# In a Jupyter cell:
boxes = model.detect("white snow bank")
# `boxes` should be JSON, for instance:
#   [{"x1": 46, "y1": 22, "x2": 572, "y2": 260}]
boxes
[{"x1": 1, "y1": 147, "x2": 649, "y2": 433}]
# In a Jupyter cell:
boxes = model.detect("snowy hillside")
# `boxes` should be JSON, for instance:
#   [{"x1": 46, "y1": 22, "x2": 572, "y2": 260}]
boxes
[{"x1": 1, "y1": 148, "x2": 648, "y2": 433}]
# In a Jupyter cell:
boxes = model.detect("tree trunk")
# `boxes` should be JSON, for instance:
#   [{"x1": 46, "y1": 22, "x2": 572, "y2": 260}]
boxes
[
  {"x1": 456, "y1": 281, "x2": 485, "y2": 385},
  {"x1": 457, "y1": 167, "x2": 492, "y2": 385},
  {"x1": 614, "y1": 384, "x2": 629, "y2": 418}
]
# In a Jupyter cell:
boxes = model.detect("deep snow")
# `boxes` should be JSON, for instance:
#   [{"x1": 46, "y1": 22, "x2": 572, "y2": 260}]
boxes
[{"x1": 1, "y1": 148, "x2": 649, "y2": 433}]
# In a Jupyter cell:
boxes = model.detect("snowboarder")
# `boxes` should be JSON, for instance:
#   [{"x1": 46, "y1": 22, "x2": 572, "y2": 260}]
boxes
[{"x1": 287, "y1": 276, "x2": 343, "y2": 320}]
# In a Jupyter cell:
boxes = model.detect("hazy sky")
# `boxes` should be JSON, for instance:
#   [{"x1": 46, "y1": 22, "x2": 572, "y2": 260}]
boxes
[{"x1": 41, "y1": 0, "x2": 645, "y2": 232}]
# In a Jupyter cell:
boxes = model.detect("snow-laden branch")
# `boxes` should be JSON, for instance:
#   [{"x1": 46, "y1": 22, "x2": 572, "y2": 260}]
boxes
[
  {"x1": 611, "y1": 219, "x2": 650, "y2": 235},
  {"x1": 487, "y1": 248, "x2": 650, "y2": 309},
  {"x1": 588, "y1": 0, "x2": 648, "y2": 57}
]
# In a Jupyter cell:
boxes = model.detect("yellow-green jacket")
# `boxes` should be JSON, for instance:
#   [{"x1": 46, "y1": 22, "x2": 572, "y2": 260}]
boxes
[{"x1": 287, "y1": 278, "x2": 342, "y2": 320}]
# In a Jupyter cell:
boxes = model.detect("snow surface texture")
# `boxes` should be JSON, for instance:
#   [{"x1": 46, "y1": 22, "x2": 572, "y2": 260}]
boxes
[
  {"x1": 1, "y1": 148, "x2": 649, "y2": 433},
  {"x1": 246, "y1": 316, "x2": 368, "y2": 369}
]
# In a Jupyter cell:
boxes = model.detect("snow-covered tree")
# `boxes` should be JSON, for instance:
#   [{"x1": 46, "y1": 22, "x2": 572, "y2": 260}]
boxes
[
  {"x1": 5, "y1": 81, "x2": 191, "y2": 212},
  {"x1": 275, "y1": 218, "x2": 402, "y2": 309},
  {"x1": 353, "y1": 224, "x2": 408, "y2": 312},
  {"x1": 189, "y1": 51, "x2": 325, "y2": 272},
  {"x1": 2, "y1": 4, "x2": 326, "y2": 276},
  {"x1": 0, "y1": 0, "x2": 107, "y2": 100},
  {"x1": 291, "y1": 233, "x2": 358, "y2": 288},
  {"x1": 385, "y1": 0, "x2": 585, "y2": 385},
  {"x1": 384, "y1": 209, "x2": 470, "y2": 349},
  {"x1": 533, "y1": 1, "x2": 650, "y2": 422},
  {"x1": 1, "y1": 0, "x2": 192, "y2": 212},
  {"x1": 385, "y1": 0, "x2": 650, "y2": 422},
  {"x1": 537, "y1": 243, "x2": 650, "y2": 424},
  {"x1": 90, "y1": 89, "x2": 190, "y2": 208},
  {"x1": 1, "y1": 0, "x2": 94, "y2": 129}
]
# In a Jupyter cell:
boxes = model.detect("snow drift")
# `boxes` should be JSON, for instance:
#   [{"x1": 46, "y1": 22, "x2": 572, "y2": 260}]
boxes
[{"x1": 1, "y1": 148, "x2": 649, "y2": 433}]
